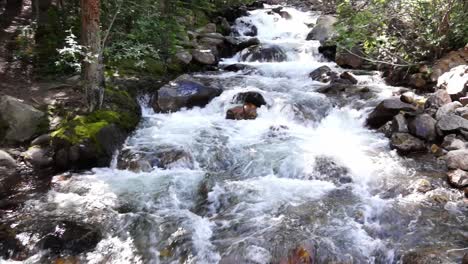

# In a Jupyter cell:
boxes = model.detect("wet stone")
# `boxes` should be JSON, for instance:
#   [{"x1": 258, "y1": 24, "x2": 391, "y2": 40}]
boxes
[
  {"x1": 38, "y1": 221, "x2": 102, "y2": 255},
  {"x1": 366, "y1": 98, "x2": 417, "y2": 129},
  {"x1": 441, "y1": 134, "x2": 466, "y2": 151},
  {"x1": 445, "y1": 149, "x2": 468, "y2": 171},
  {"x1": 390, "y1": 133, "x2": 426, "y2": 154},
  {"x1": 232, "y1": 91, "x2": 267, "y2": 107}
]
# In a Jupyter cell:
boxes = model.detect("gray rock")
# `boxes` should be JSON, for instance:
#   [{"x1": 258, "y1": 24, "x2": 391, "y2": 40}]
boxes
[
  {"x1": 152, "y1": 78, "x2": 222, "y2": 113},
  {"x1": 447, "y1": 169, "x2": 468, "y2": 188},
  {"x1": 366, "y1": 98, "x2": 417, "y2": 129},
  {"x1": 196, "y1": 23, "x2": 216, "y2": 34},
  {"x1": 400, "y1": 92, "x2": 415, "y2": 104},
  {"x1": 192, "y1": 49, "x2": 216, "y2": 65},
  {"x1": 31, "y1": 133, "x2": 52, "y2": 147},
  {"x1": 445, "y1": 149, "x2": 468, "y2": 170},
  {"x1": 435, "y1": 101, "x2": 463, "y2": 120},
  {"x1": 392, "y1": 114, "x2": 409, "y2": 133},
  {"x1": 175, "y1": 50, "x2": 192, "y2": 65},
  {"x1": 441, "y1": 134, "x2": 466, "y2": 151},
  {"x1": 455, "y1": 107, "x2": 468, "y2": 119},
  {"x1": 425, "y1": 89, "x2": 452, "y2": 109},
  {"x1": 0, "y1": 95, "x2": 45, "y2": 142},
  {"x1": 0, "y1": 150, "x2": 16, "y2": 168},
  {"x1": 23, "y1": 146, "x2": 53, "y2": 168},
  {"x1": 199, "y1": 34, "x2": 225, "y2": 47},
  {"x1": 309, "y1": 66, "x2": 332, "y2": 82},
  {"x1": 306, "y1": 15, "x2": 337, "y2": 42},
  {"x1": 240, "y1": 44, "x2": 287, "y2": 62},
  {"x1": 390, "y1": 133, "x2": 426, "y2": 154},
  {"x1": 340, "y1": 71, "x2": 358, "y2": 85},
  {"x1": 408, "y1": 114, "x2": 437, "y2": 141},
  {"x1": 436, "y1": 114, "x2": 468, "y2": 134},
  {"x1": 414, "y1": 179, "x2": 433, "y2": 193}
]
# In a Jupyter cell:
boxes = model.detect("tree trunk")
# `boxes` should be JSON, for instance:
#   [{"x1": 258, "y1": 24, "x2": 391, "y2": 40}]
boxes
[{"x1": 81, "y1": 0, "x2": 104, "y2": 112}]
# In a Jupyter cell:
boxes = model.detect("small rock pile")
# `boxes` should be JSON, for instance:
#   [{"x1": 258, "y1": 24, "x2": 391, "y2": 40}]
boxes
[{"x1": 367, "y1": 68, "x2": 468, "y2": 196}]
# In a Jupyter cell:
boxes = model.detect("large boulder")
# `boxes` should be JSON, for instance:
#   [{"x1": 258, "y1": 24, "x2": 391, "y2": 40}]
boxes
[
  {"x1": 436, "y1": 114, "x2": 468, "y2": 134},
  {"x1": 239, "y1": 45, "x2": 287, "y2": 62},
  {"x1": 152, "y1": 78, "x2": 222, "y2": 113},
  {"x1": 447, "y1": 169, "x2": 468, "y2": 188},
  {"x1": 445, "y1": 149, "x2": 468, "y2": 171},
  {"x1": 366, "y1": 98, "x2": 417, "y2": 129},
  {"x1": 306, "y1": 15, "x2": 337, "y2": 43},
  {"x1": 390, "y1": 133, "x2": 426, "y2": 154},
  {"x1": 0, "y1": 95, "x2": 46, "y2": 142},
  {"x1": 407, "y1": 114, "x2": 437, "y2": 141}
]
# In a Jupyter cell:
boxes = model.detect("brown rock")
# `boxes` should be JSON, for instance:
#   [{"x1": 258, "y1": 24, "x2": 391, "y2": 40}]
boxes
[
  {"x1": 226, "y1": 103, "x2": 258, "y2": 120},
  {"x1": 340, "y1": 71, "x2": 358, "y2": 85}
]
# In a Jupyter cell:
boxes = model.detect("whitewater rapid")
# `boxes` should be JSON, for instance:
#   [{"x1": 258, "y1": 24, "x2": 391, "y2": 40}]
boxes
[{"x1": 4, "y1": 4, "x2": 466, "y2": 264}]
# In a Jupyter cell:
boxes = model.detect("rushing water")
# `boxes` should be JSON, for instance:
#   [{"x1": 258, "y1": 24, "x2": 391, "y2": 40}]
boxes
[{"x1": 3, "y1": 5, "x2": 467, "y2": 264}]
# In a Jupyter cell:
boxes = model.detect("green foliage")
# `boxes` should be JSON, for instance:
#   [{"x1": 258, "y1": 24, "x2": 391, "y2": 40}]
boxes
[{"x1": 335, "y1": 0, "x2": 468, "y2": 64}]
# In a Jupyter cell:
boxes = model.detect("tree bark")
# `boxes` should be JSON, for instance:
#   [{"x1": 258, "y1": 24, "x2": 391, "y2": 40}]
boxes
[{"x1": 81, "y1": 0, "x2": 104, "y2": 112}]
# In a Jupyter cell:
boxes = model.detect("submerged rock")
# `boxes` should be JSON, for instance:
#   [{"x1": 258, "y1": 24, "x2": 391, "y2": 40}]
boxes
[
  {"x1": 240, "y1": 44, "x2": 287, "y2": 62},
  {"x1": 390, "y1": 133, "x2": 426, "y2": 154},
  {"x1": 152, "y1": 79, "x2": 222, "y2": 113},
  {"x1": 366, "y1": 98, "x2": 417, "y2": 129},
  {"x1": 38, "y1": 221, "x2": 101, "y2": 255},
  {"x1": 0, "y1": 95, "x2": 46, "y2": 143}
]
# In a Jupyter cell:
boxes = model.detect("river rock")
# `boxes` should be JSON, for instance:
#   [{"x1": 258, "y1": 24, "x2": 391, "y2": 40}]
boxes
[
  {"x1": 196, "y1": 23, "x2": 216, "y2": 34},
  {"x1": 240, "y1": 44, "x2": 287, "y2": 62},
  {"x1": 313, "y1": 156, "x2": 352, "y2": 184},
  {"x1": 233, "y1": 91, "x2": 267, "y2": 107},
  {"x1": 445, "y1": 149, "x2": 468, "y2": 170},
  {"x1": 366, "y1": 98, "x2": 417, "y2": 129},
  {"x1": 392, "y1": 114, "x2": 409, "y2": 133},
  {"x1": 390, "y1": 133, "x2": 426, "y2": 154},
  {"x1": 192, "y1": 49, "x2": 217, "y2": 65},
  {"x1": 0, "y1": 150, "x2": 16, "y2": 169},
  {"x1": 23, "y1": 146, "x2": 53, "y2": 168},
  {"x1": 407, "y1": 114, "x2": 437, "y2": 141},
  {"x1": 400, "y1": 92, "x2": 416, "y2": 104},
  {"x1": 152, "y1": 79, "x2": 222, "y2": 113},
  {"x1": 0, "y1": 95, "x2": 45, "y2": 142},
  {"x1": 402, "y1": 250, "x2": 444, "y2": 264},
  {"x1": 222, "y1": 63, "x2": 257, "y2": 73},
  {"x1": 437, "y1": 65, "x2": 468, "y2": 99},
  {"x1": 409, "y1": 73, "x2": 427, "y2": 89},
  {"x1": 225, "y1": 37, "x2": 260, "y2": 53},
  {"x1": 441, "y1": 134, "x2": 466, "y2": 151},
  {"x1": 435, "y1": 101, "x2": 463, "y2": 120},
  {"x1": 31, "y1": 133, "x2": 52, "y2": 147},
  {"x1": 306, "y1": 15, "x2": 337, "y2": 43},
  {"x1": 436, "y1": 114, "x2": 468, "y2": 134},
  {"x1": 414, "y1": 179, "x2": 433, "y2": 193},
  {"x1": 425, "y1": 89, "x2": 452, "y2": 109},
  {"x1": 199, "y1": 33, "x2": 225, "y2": 47},
  {"x1": 340, "y1": 71, "x2": 358, "y2": 85},
  {"x1": 226, "y1": 103, "x2": 258, "y2": 120},
  {"x1": 447, "y1": 169, "x2": 468, "y2": 188},
  {"x1": 38, "y1": 221, "x2": 102, "y2": 255},
  {"x1": 335, "y1": 47, "x2": 364, "y2": 69},
  {"x1": 175, "y1": 50, "x2": 193, "y2": 65},
  {"x1": 309, "y1": 66, "x2": 332, "y2": 82}
]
